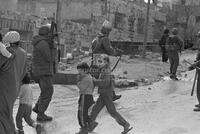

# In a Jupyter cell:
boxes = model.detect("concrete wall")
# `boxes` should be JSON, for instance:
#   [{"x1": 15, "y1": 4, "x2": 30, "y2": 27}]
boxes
[
  {"x1": 0, "y1": 0, "x2": 17, "y2": 11},
  {"x1": 35, "y1": 1, "x2": 56, "y2": 17}
]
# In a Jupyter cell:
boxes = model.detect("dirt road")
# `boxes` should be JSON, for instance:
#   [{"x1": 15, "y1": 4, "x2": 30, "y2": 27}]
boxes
[{"x1": 13, "y1": 51, "x2": 200, "y2": 134}]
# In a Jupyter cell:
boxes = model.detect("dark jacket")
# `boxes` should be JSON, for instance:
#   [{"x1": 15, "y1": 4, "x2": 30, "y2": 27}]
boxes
[
  {"x1": 166, "y1": 35, "x2": 183, "y2": 53},
  {"x1": 94, "y1": 64, "x2": 114, "y2": 94},
  {"x1": 92, "y1": 33, "x2": 121, "y2": 56},
  {"x1": 32, "y1": 35, "x2": 54, "y2": 76},
  {"x1": 159, "y1": 34, "x2": 169, "y2": 48}
]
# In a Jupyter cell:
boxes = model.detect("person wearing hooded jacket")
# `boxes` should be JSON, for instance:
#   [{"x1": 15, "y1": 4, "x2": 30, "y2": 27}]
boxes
[
  {"x1": 91, "y1": 20, "x2": 123, "y2": 101},
  {"x1": 32, "y1": 25, "x2": 55, "y2": 122},
  {"x1": 0, "y1": 31, "x2": 27, "y2": 134},
  {"x1": 159, "y1": 29, "x2": 169, "y2": 62},
  {"x1": 166, "y1": 28, "x2": 183, "y2": 80}
]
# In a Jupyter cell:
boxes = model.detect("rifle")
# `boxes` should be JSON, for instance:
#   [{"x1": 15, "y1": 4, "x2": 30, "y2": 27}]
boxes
[
  {"x1": 50, "y1": 19, "x2": 61, "y2": 73},
  {"x1": 183, "y1": 59, "x2": 200, "y2": 70},
  {"x1": 183, "y1": 59, "x2": 199, "y2": 96},
  {"x1": 111, "y1": 55, "x2": 121, "y2": 72},
  {"x1": 191, "y1": 70, "x2": 198, "y2": 96},
  {"x1": 51, "y1": 19, "x2": 61, "y2": 62}
]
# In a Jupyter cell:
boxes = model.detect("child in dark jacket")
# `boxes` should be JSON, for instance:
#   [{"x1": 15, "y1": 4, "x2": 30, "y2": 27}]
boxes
[
  {"x1": 76, "y1": 62, "x2": 95, "y2": 134},
  {"x1": 88, "y1": 56, "x2": 132, "y2": 134},
  {"x1": 16, "y1": 73, "x2": 42, "y2": 134}
]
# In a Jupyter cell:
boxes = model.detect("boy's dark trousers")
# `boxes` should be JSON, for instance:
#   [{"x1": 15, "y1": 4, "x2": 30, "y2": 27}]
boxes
[
  {"x1": 168, "y1": 51, "x2": 179, "y2": 76},
  {"x1": 16, "y1": 104, "x2": 34, "y2": 130},
  {"x1": 78, "y1": 94, "x2": 94, "y2": 128},
  {"x1": 35, "y1": 75, "x2": 54, "y2": 114},
  {"x1": 90, "y1": 92, "x2": 128, "y2": 127}
]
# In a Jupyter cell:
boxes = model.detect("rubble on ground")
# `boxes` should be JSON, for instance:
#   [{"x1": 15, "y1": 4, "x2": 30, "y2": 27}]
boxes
[{"x1": 114, "y1": 79, "x2": 138, "y2": 88}]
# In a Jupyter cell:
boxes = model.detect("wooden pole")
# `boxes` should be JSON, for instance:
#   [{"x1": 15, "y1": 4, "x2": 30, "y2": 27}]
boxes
[
  {"x1": 56, "y1": 0, "x2": 62, "y2": 32},
  {"x1": 56, "y1": 0, "x2": 63, "y2": 57},
  {"x1": 143, "y1": 0, "x2": 150, "y2": 58}
]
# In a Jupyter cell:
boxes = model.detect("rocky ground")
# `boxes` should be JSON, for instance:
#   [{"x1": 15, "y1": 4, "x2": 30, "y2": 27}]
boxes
[{"x1": 13, "y1": 50, "x2": 200, "y2": 134}]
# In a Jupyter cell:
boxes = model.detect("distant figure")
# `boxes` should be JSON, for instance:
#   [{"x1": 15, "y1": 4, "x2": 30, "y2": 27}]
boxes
[
  {"x1": 159, "y1": 29, "x2": 169, "y2": 62},
  {"x1": 32, "y1": 24, "x2": 55, "y2": 122},
  {"x1": 76, "y1": 62, "x2": 95, "y2": 134},
  {"x1": 0, "y1": 31, "x2": 27, "y2": 134},
  {"x1": 188, "y1": 31, "x2": 200, "y2": 111},
  {"x1": 88, "y1": 56, "x2": 132, "y2": 134},
  {"x1": 91, "y1": 20, "x2": 123, "y2": 101},
  {"x1": 166, "y1": 28, "x2": 183, "y2": 80},
  {"x1": 16, "y1": 73, "x2": 43, "y2": 134}
]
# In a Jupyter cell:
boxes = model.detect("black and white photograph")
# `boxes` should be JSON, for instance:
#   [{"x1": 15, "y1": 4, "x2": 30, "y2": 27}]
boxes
[{"x1": 0, "y1": 0, "x2": 200, "y2": 134}]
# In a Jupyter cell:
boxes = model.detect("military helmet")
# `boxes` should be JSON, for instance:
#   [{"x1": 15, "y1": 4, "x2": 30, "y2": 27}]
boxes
[
  {"x1": 172, "y1": 28, "x2": 178, "y2": 35},
  {"x1": 39, "y1": 24, "x2": 51, "y2": 36}
]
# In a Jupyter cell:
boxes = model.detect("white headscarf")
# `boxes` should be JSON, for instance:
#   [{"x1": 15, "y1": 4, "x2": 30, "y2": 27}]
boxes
[{"x1": 3, "y1": 31, "x2": 20, "y2": 44}]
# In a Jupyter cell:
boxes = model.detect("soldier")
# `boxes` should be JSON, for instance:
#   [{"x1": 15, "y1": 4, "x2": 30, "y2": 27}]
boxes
[
  {"x1": 32, "y1": 24, "x2": 56, "y2": 122},
  {"x1": 188, "y1": 31, "x2": 200, "y2": 111},
  {"x1": 91, "y1": 20, "x2": 123, "y2": 101},
  {"x1": 159, "y1": 29, "x2": 169, "y2": 62},
  {"x1": 166, "y1": 28, "x2": 183, "y2": 80}
]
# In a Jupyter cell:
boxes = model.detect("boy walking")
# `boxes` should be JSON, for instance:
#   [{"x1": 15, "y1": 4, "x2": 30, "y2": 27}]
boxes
[
  {"x1": 16, "y1": 74, "x2": 42, "y2": 134},
  {"x1": 88, "y1": 56, "x2": 132, "y2": 134},
  {"x1": 76, "y1": 62, "x2": 95, "y2": 134}
]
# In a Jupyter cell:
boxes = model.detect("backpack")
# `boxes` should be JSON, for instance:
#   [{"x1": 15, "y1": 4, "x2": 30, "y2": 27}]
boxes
[{"x1": 166, "y1": 36, "x2": 181, "y2": 51}]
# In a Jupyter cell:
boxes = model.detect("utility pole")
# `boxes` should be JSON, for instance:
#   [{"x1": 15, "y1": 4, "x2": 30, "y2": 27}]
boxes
[
  {"x1": 108, "y1": 0, "x2": 111, "y2": 21},
  {"x1": 56, "y1": 0, "x2": 62, "y2": 58},
  {"x1": 143, "y1": 0, "x2": 150, "y2": 58},
  {"x1": 105, "y1": 0, "x2": 108, "y2": 19},
  {"x1": 56, "y1": 0, "x2": 62, "y2": 33}
]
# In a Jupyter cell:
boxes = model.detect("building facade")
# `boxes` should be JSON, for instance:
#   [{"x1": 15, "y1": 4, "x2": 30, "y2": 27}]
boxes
[
  {"x1": 58, "y1": 0, "x2": 166, "y2": 52},
  {"x1": 0, "y1": 10, "x2": 34, "y2": 41},
  {"x1": 15, "y1": 0, "x2": 166, "y2": 54}
]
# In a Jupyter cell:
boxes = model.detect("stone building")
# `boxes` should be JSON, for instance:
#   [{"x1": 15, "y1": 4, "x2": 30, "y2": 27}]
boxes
[
  {"x1": 0, "y1": 0, "x2": 34, "y2": 40},
  {"x1": 0, "y1": 0, "x2": 17, "y2": 12},
  {"x1": 168, "y1": 1, "x2": 200, "y2": 42},
  {"x1": 15, "y1": 0, "x2": 166, "y2": 55}
]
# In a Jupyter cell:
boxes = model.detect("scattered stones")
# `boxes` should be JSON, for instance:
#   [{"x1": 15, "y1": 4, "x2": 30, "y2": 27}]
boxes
[
  {"x1": 117, "y1": 74, "x2": 127, "y2": 79},
  {"x1": 184, "y1": 74, "x2": 187, "y2": 77},
  {"x1": 158, "y1": 73, "x2": 164, "y2": 77},
  {"x1": 123, "y1": 71, "x2": 128, "y2": 74},
  {"x1": 129, "y1": 55, "x2": 135, "y2": 59}
]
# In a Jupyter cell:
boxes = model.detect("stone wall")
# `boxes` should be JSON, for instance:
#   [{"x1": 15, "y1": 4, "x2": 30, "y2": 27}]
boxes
[{"x1": 0, "y1": 0, "x2": 17, "y2": 12}]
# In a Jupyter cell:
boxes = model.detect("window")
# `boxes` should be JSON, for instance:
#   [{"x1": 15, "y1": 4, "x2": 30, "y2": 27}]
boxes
[
  {"x1": 128, "y1": 15, "x2": 135, "y2": 32},
  {"x1": 137, "y1": 18, "x2": 145, "y2": 34},
  {"x1": 114, "y1": 12, "x2": 126, "y2": 29}
]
